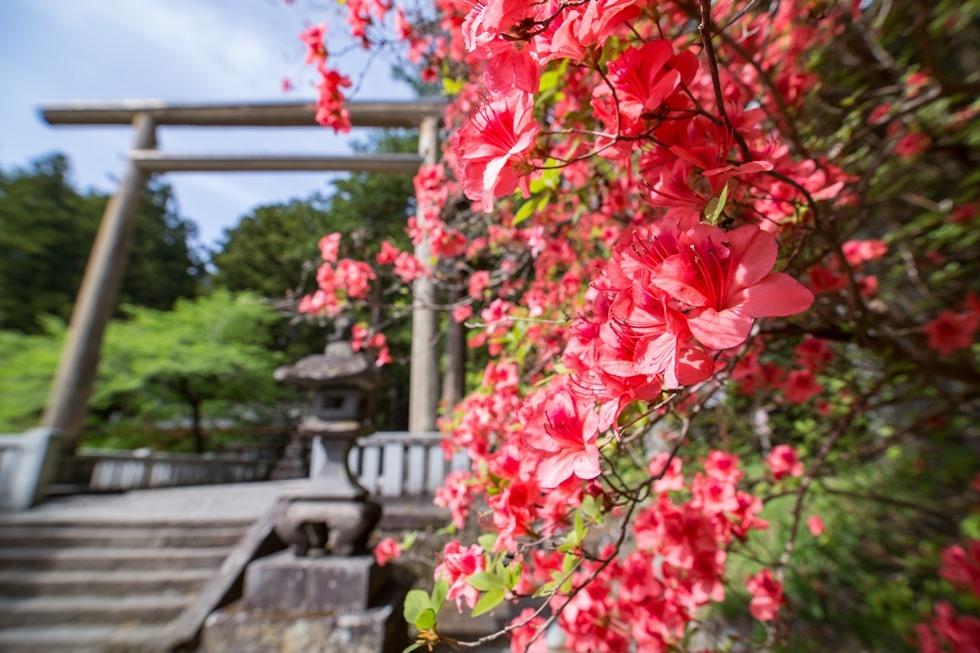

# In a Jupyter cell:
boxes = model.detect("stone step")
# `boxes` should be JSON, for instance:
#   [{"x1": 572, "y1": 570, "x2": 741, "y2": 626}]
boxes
[
  {"x1": 0, "y1": 624, "x2": 169, "y2": 653},
  {"x1": 0, "y1": 547, "x2": 229, "y2": 571},
  {"x1": 0, "y1": 594, "x2": 191, "y2": 627},
  {"x1": 0, "y1": 526, "x2": 243, "y2": 548},
  {"x1": 0, "y1": 569, "x2": 212, "y2": 598}
]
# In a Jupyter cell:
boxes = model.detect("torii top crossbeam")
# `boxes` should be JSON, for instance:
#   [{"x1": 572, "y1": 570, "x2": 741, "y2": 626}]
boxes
[
  {"x1": 40, "y1": 99, "x2": 446, "y2": 128},
  {"x1": 31, "y1": 99, "x2": 449, "y2": 505}
]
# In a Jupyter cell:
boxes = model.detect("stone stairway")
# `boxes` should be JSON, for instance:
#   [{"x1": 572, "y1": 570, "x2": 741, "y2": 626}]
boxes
[{"x1": 0, "y1": 515, "x2": 250, "y2": 653}]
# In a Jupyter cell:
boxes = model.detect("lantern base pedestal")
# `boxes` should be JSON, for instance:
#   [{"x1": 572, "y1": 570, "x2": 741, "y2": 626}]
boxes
[
  {"x1": 243, "y1": 552, "x2": 385, "y2": 611},
  {"x1": 201, "y1": 583, "x2": 408, "y2": 653},
  {"x1": 201, "y1": 552, "x2": 409, "y2": 653}
]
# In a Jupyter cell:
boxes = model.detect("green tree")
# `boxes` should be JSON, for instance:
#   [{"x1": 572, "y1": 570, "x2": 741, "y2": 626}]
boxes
[
  {"x1": 212, "y1": 132, "x2": 416, "y2": 298},
  {"x1": 211, "y1": 195, "x2": 339, "y2": 297},
  {"x1": 0, "y1": 153, "x2": 204, "y2": 333},
  {"x1": 0, "y1": 319, "x2": 65, "y2": 432},
  {"x1": 94, "y1": 291, "x2": 283, "y2": 453},
  {"x1": 0, "y1": 292, "x2": 284, "y2": 450}
]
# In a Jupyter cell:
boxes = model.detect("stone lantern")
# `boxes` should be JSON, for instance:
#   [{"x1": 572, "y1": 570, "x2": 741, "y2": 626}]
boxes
[
  {"x1": 269, "y1": 328, "x2": 383, "y2": 555},
  {"x1": 201, "y1": 330, "x2": 407, "y2": 653}
]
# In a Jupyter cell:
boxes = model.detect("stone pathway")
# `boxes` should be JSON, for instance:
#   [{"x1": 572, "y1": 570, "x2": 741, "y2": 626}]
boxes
[{"x1": 11, "y1": 479, "x2": 309, "y2": 524}]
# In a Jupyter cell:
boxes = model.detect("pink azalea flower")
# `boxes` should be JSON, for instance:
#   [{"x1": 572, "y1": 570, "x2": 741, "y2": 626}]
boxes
[
  {"x1": 649, "y1": 453, "x2": 684, "y2": 493},
  {"x1": 452, "y1": 304, "x2": 473, "y2": 324},
  {"x1": 916, "y1": 601, "x2": 980, "y2": 653},
  {"x1": 842, "y1": 239, "x2": 887, "y2": 266},
  {"x1": 868, "y1": 102, "x2": 892, "y2": 125},
  {"x1": 651, "y1": 224, "x2": 814, "y2": 350},
  {"x1": 461, "y1": 0, "x2": 529, "y2": 52},
  {"x1": 746, "y1": 569, "x2": 784, "y2": 621},
  {"x1": 939, "y1": 541, "x2": 980, "y2": 597},
  {"x1": 924, "y1": 310, "x2": 978, "y2": 355},
  {"x1": 508, "y1": 607, "x2": 547, "y2": 653},
  {"x1": 300, "y1": 23, "x2": 327, "y2": 64},
  {"x1": 949, "y1": 204, "x2": 977, "y2": 224},
  {"x1": 376, "y1": 240, "x2": 400, "y2": 265},
  {"x1": 373, "y1": 537, "x2": 402, "y2": 566},
  {"x1": 318, "y1": 232, "x2": 341, "y2": 263},
  {"x1": 894, "y1": 131, "x2": 930, "y2": 159},
  {"x1": 704, "y1": 450, "x2": 744, "y2": 484},
  {"x1": 435, "y1": 541, "x2": 486, "y2": 611},
  {"x1": 335, "y1": 259, "x2": 376, "y2": 299},
  {"x1": 434, "y1": 471, "x2": 476, "y2": 529},
  {"x1": 351, "y1": 323, "x2": 368, "y2": 351},
  {"x1": 393, "y1": 251, "x2": 426, "y2": 282},
  {"x1": 314, "y1": 68, "x2": 352, "y2": 133},
  {"x1": 602, "y1": 40, "x2": 698, "y2": 129},
  {"x1": 483, "y1": 41, "x2": 540, "y2": 94},
  {"x1": 454, "y1": 90, "x2": 539, "y2": 213},
  {"x1": 782, "y1": 369, "x2": 823, "y2": 403},
  {"x1": 795, "y1": 336, "x2": 834, "y2": 372},
  {"x1": 767, "y1": 445, "x2": 804, "y2": 481},
  {"x1": 527, "y1": 387, "x2": 601, "y2": 488},
  {"x1": 807, "y1": 515, "x2": 826, "y2": 537}
]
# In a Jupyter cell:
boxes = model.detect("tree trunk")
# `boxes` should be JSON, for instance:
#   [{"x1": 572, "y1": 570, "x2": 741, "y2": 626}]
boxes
[
  {"x1": 442, "y1": 283, "x2": 467, "y2": 408},
  {"x1": 190, "y1": 399, "x2": 205, "y2": 453}
]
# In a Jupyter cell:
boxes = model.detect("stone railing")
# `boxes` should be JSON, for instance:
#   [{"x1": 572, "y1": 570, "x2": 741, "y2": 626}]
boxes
[
  {"x1": 76, "y1": 448, "x2": 276, "y2": 491},
  {"x1": 351, "y1": 431, "x2": 466, "y2": 498},
  {"x1": 0, "y1": 437, "x2": 23, "y2": 504},
  {"x1": 0, "y1": 428, "x2": 61, "y2": 510},
  {"x1": 11, "y1": 431, "x2": 465, "y2": 500}
]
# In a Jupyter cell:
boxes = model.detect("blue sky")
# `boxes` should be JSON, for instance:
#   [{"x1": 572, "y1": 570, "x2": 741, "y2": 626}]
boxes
[{"x1": 0, "y1": 0, "x2": 415, "y2": 248}]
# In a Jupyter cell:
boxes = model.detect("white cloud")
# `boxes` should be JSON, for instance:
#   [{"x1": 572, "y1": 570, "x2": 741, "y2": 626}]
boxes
[{"x1": 29, "y1": 0, "x2": 290, "y2": 97}]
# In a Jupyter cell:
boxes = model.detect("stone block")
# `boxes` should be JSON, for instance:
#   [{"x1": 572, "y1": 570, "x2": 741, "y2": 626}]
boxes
[
  {"x1": 201, "y1": 594, "x2": 408, "y2": 653},
  {"x1": 243, "y1": 552, "x2": 385, "y2": 612}
]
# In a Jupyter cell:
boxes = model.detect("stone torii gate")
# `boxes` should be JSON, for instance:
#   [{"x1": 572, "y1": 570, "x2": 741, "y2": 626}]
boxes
[{"x1": 33, "y1": 99, "x2": 459, "y2": 495}]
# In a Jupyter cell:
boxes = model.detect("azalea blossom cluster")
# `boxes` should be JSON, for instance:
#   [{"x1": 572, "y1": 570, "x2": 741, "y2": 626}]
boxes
[
  {"x1": 298, "y1": 232, "x2": 377, "y2": 316},
  {"x1": 916, "y1": 540, "x2": 980, "y2": 653},
  {"x1": 293, "y1": 0, "x2": 979, "y2": 650},
  {"x1": 299, "y1": 22, "x2": 352, "y2": 131}
]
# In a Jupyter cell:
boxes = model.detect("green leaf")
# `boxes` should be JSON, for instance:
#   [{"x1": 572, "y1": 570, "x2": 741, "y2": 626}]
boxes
[
  {"x1": 704, "y1": 183, "x2": 729, "y2": 225},
  {"x1": 403, "y1": 589, "x2": 431, "y2": 624},
  {"x1": 467, "y1": 571, "x2": 506, "y2": 592},
  {"x1": 513, "y1": 198, "x2": 537, "y2": 226},
  {"x1": 539, "y1": 69, "x2": 562, "y2": 93},
  {"x1": 435, "y1": 523, "x2": 457, "y2": 536},
  {"x1": 401, "y1": 532, "x2": 418, "y2": 551},
  {"x1": 478, "y1": 533, "x2": 498, "y2": 551},
  {"x1": 415, "y1": 608, "x2": 437, "y2": 631},
  {"x1": 506, "y1": 561, "x2": 523, "y2": 589},
  {"x1": 529, "y1": 167, "x2": 561, "y2": 194},
  {"x1": 402, "y1": 643, "x2": 425, "y2": 653},
  {"x1": 442, "y1": 76, "x2": 464, "y2": 96},
  {"x1": 581, "y1": 495, "x2": 600, "y2": 521},
  {"x1": 562, "y1": 553, "x2": 579, "y2": 576},
  {"x1": 431, "y1": 576, "x2": 449, "y2": 613},
  {"x1": 471, "y1": 589, "x2": 506, "y2": 617},
  {"x1": 559, "y1": 512, "x2": 588, "y2": 552},
  {"x1": 961, "y1": 513, "x2": 980, "y2": 540},
  {"x1": 534, "y1": 580, "x2": 558, "y2": 597}
]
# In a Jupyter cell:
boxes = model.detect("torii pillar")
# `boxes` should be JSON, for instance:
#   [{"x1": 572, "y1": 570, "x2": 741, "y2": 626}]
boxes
[
  {"x1": 408, "y1": 116, "x2": 441, "y2": 433},
  {"x1": 42, "y1": 114, "x2": 157, "y2": 443}
]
